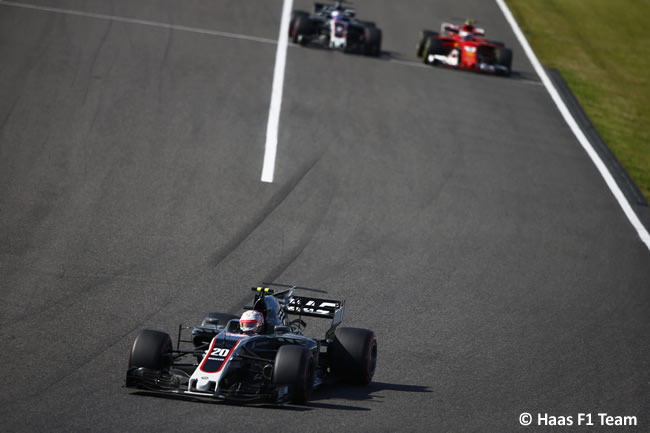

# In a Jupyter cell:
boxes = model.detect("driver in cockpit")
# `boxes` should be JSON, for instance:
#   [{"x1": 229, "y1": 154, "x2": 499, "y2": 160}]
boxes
[{"x1": 239, "y1": 310, "x2": 264, "y2": 334}]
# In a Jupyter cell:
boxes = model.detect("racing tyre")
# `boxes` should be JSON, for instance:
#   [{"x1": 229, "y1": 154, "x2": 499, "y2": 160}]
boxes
[
  {"x1": 364, "y1": 27, "x2": 382, "y2": 57},
  {"x1": 292, "y1": 15, "x2": 314, "y2": 45},
  {"x1": 289, "y1": 10, "x2": 309, "y2": 37},
  {"x1": 128, "y1": 329, "x2": 173, "y2": 371},
  {"x1": 487, "y1": 40, "x2": 505, "y2": 47},
  {"x1": 328, "y1": 327, "x2": 377, "y2": 385},
  {"x1": 416, "y1": 30, "x2": 437, "y2": 58},
  {"x1": 495, "y1": 47, "x2": 513, "y2": 76},
  {"x1": 273, "y1": 345, "x2": 315, "y2": 404},
  {"x1": 423, "y1": 36, "x2": 444, "y2": 65},
  {"x1": 201, "y1": 312, "x2": 238, "y2": 327}
]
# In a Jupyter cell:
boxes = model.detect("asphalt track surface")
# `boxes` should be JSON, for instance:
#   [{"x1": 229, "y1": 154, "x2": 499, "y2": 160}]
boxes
[{"x1": 1, "y1": 1, "x2": 648, "y2": 432}]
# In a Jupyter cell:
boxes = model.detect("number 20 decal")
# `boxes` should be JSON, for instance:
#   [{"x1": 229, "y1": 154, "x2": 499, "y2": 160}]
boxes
[{"x1": 211, "y1": 348, "x2": 229, "y2": 357}]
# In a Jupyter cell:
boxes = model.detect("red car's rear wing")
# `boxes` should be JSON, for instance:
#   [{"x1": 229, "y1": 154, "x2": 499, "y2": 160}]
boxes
[{"x1": 441, "y1": 21, "x2": 485, "y2": 37}]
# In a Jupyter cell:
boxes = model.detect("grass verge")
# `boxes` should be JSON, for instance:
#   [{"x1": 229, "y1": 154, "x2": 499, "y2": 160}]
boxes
[{"x1": 506, "y1": 0, "x2": 650, "y2": 201}]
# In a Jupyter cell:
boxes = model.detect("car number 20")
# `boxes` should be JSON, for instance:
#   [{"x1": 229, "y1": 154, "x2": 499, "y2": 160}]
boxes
[{"x1": 211, "y1": 348, "x2": 229, "y2": 357}]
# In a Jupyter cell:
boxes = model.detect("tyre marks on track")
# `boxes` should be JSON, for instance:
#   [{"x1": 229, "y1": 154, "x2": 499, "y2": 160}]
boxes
[{"x1": 208, "y1": 154, "x2": 322, "y2": 269}]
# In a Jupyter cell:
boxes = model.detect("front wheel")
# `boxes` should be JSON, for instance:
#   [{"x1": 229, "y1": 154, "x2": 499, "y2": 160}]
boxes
[
  {"x1": 364, "y1": 27, "x2": 382, "y2": 57},
  {"x1": 416, "y1": 30, "x2": 437, "y2": 58},
  {"x1": 292, "y1": 16, "x2": 314, "y2": 45},
  {"x1": 273, "y1": 345, "x2": 315, "y2": 404},
  {"x1": 495, "y1": 47, "x2": 513, "y2": 76},
  {"x1": 289, "y1": 10, "x2": 309, "y2": 37},
  {"x1": 328, "y1": 327, "x2": 377, "y2": 385},
  {"x1": 128, "y1": 329, "x2": 173, "y2": 371},
  {"x1": 423, "y1": 36, "x2": 444, "y2": 65}
]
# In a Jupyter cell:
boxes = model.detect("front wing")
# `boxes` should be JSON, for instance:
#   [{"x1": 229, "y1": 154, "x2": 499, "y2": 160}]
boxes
[{"x1": 126, "y1": 366, "x2": 291, "y2": 404}]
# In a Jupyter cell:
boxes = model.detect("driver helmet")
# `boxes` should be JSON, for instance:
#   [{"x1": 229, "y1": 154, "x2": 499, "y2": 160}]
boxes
[
  {"x1": 331, "y1": 10, "x2": 343, "y2": 19},
  {"x1": 240, "y1": 310, "x2": 264, "y2": 334}
]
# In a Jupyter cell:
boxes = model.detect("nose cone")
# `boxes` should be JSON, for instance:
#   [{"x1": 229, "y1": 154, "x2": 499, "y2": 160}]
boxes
[{"x1": 196, "y1": 377, "x2": 216, "y2": 392}]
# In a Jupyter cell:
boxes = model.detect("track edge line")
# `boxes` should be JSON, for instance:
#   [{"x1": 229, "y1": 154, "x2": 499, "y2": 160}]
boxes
[{"x1": 496, "y1": 0, "x2": 650, "y2": 251}]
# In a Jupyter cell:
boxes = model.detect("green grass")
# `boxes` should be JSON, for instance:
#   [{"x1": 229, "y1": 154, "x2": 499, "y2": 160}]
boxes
[{"x1": 506, "y1": 0, "x2": 650, "y2": 200}]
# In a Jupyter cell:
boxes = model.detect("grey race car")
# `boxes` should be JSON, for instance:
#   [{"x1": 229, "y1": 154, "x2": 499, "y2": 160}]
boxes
[
  {"x1": 289, "y1": 1, "x2": 382, "y2": 56},
  {"x1": 125, "y1": 283, "x2": 378, "y2": 405}
]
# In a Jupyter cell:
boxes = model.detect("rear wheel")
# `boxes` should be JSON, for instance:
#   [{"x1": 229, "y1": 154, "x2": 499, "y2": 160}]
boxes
[
  {"x1": 487, "y1": 40, "x2": 505, "y2": 47},
  {"x1": 273, "y1": 345, "x2": 315, "y2": 404},
  {"x1": 128, "y1": 329, "x2": 173, "y2": 371},
  {"x1": 423, "y1": 36, "x2": 444, "y2": 65},
  {"x1": 416, "y1": 30, "x2": 437, "y2": 58},
  {"x1": 328, "y1": 327, "x2": 377, "y2": 385},
  {"x1": 364, "y1": 27, "x2": 382, "y2": 57},
  {"x1": 495, "y1": 47, "x2": 513, "y2": 76}
]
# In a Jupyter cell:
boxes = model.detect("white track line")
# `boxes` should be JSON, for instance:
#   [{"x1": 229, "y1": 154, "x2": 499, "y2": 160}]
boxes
[
  {"x1": 0, "y1": 0, "x2": 277, "y2": 45},
  {"x1": 496, "y1": 0, "x2": 650, "y2": 250},
  {"x1": 0, "y1": 0, "x2": 287, "y2": 183},
  {"x1": 260, "y1": 0, "x2": 293, "y2": 183}
]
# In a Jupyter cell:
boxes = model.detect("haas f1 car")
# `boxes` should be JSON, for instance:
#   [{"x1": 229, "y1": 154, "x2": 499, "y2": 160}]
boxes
[
  {"x1": 289, "y1": 1, "x2": 382, "y2": 56},
  {"x1": 416, "y1": 20, "x2": 513, "y2": 76},
  {"x1": 126, "y1": 284, "x2": 377, "y2": 405}
]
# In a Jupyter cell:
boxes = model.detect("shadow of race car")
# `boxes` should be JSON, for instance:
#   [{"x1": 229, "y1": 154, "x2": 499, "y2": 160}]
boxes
[
  {"x1": 289, "y1": 1, "x2": 382, "y2": 56},
  {"x1": 126, "y1": 283, "x2": 377, "y2": 405},
  {"x1": 416, "y1": 19, "x2": 513, "y2": 76}
]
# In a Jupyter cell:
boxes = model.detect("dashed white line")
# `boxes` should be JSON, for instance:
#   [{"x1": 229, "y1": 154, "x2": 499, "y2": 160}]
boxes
[
  {"x1": 2, "y1": 0, "x2": 554, "y2": 187},
  {"x1": 260, "y1": 0, "x2": 293, "y2": 183},
  {"x1": 496, "y1": 0, "x2": 650, "y2": 250},
  {"x1": 0, "y1": 0, "x2": 277, "y2": 45}
]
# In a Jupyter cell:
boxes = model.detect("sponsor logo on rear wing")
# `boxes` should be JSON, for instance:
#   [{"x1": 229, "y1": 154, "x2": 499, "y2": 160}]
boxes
[
  {"x1": 252, "y1": 283, "x2": 345, "y2": 332},
  {"x1": 313, "y1": 2, "x2": 356, "y2": 17},
  {"x1": 288, "y1": 296, "x2": 343, "y2": 321}
]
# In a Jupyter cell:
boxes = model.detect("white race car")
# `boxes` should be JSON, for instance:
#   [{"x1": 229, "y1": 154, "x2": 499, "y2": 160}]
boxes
[
  {"x1": 289, "y1": 1, "x2": 382, "y2": 56},
  {"x1": 126, "y1": 283, "x2": 377, "y2": 405}
]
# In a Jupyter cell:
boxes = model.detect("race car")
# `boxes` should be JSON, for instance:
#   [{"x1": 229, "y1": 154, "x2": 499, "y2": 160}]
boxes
[
  {"x1": 125, "y1": 283, "x2": 377, "y2": 405},
  {"x1": 288, "y1": 1, "x2": 382, "y2": 56},
  {"x1": 416, "y1": 19, "x2": 513, "y2": 76}
]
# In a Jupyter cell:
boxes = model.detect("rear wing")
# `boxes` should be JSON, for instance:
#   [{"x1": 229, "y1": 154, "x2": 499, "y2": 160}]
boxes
[
  {"x1": 288, "y1": 295, "x2": 344, "y2": 322},
  {"x1": 254, "y1": 282, "x2": 345, "y2": 339},
  {"x1": 313, "y1": 2, "x2": 356, "y2": 18},
  {"x1": 440, "y1": 22, "x2": 485, "y2": 37},
  {"x1": 441, "y1": 22, "x2": 459, "y2": 34}
]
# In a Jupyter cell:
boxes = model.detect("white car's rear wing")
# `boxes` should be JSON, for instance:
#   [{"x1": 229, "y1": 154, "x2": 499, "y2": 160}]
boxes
[{"x1": 259, "y1": 282, "x2": 345, "y2": 339}]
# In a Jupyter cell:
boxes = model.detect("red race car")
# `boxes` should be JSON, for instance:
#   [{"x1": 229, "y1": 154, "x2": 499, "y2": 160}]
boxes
[{"x1": 416, "y1": 20, "x2": 513, "y2": 76}]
